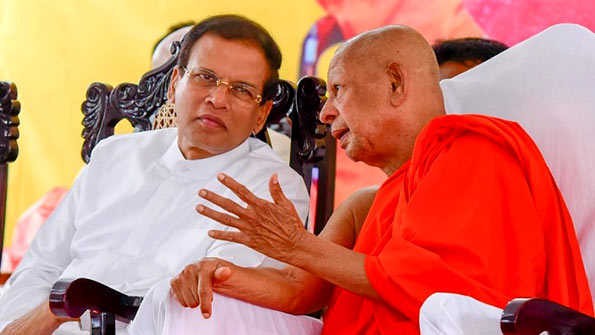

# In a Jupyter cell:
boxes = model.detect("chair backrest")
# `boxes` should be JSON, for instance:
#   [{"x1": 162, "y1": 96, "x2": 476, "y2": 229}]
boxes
[
  {"x1": 288, "y1": 77, "x2": 335, "y2": 234},
  {"x1": 0, "y1": 81, "x2": 21, "y2": 271},
  {"x1": 79, "y1": 41, "x2": 335, "y2": 233},
  {"x1": 81, "y1": 41, "x2": 179, "y2": 163}
]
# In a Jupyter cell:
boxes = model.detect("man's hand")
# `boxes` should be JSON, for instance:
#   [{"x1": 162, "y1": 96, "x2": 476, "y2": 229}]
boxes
[
  {"x1": 1, "y1": 301, "x2": 63, "y2": 335},
  {"x1": 197, "y1": 173, "x2": 307, "y2": 264},
  {"x1": 170, "y1": 258, "x2": 233, "y2": 319}
]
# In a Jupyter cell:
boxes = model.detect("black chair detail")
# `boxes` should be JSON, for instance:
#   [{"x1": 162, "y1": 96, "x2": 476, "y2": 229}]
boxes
[
  {"x1": 501, "y1": 297, "x2": 595, "y2": 335},
  {"x1": 50, "y1": 278, "x2": 142, "y2": 335},
  {"x1": 81, "y1": 42, "x2": 182, "y2": 163},
  {"x1": 289, "y1": 76, "x2": 334, "y2": 235},
  {"x1": 0, "y1": 81, "x2": 20, "y2": 272}
]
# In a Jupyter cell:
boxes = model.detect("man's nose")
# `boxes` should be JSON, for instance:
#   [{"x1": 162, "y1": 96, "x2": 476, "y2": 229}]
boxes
[{"x1": 206, "y1": 84, "x2": 231, "y2": 107}]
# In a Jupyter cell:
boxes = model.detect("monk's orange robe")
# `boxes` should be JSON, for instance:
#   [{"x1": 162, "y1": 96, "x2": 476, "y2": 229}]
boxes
[{"x1": 322, "y1": 114, "x2": 593, "y2": 334}]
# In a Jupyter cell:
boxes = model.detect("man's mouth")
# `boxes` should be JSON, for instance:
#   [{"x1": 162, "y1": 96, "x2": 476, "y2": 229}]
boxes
[{"x1": 198, "y1": 114, "x2": 226, "y2": 129}]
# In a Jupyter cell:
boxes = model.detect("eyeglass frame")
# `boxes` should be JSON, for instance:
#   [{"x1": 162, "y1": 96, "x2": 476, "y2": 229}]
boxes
[{"x1": 181, "y1": 66, "x2": 263, "y2": 104}]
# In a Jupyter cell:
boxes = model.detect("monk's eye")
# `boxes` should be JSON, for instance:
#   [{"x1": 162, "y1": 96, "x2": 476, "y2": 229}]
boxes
[{"x1": 332, "y1": 84, "x2": 343, "y2": 98}]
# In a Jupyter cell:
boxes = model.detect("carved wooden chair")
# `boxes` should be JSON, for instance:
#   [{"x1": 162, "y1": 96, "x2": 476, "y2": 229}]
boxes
[
  {"x1": 0, "y1": 81, "x2": 20, "y2": 284},
  {"x1": 49, "y1": 41, "x2": 334, "y2": 334}
]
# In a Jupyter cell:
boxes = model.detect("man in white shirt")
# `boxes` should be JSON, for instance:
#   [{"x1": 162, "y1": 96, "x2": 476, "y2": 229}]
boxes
[{"x1": 0, "y1": 15, "x2": 309, "y2": 335}]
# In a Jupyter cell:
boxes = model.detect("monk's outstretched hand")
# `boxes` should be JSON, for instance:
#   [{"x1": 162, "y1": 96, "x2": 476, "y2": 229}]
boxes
[{"x1": 197, "y1": 173, "x2": 307, "y2": 264}]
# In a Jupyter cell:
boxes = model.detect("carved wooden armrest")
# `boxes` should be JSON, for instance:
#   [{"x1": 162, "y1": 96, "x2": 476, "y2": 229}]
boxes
[
  {"x1": 500, "y1": 297, "x2": 595, "y2": 334},
  {"x1": 49, "y1": 278, "x2": 143, "y2": 322}
]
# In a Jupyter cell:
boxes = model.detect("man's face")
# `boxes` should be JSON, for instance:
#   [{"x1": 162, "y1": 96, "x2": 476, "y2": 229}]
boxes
[
  {"x1": 320, "y1": 53, "x2": 403, "y2": 166},
  {"x1": 169, "y1": 33, "x2": 272, "y2": 160},
  {"x1": 438, "y1": 60, "x2": 480, "y2": 80}
]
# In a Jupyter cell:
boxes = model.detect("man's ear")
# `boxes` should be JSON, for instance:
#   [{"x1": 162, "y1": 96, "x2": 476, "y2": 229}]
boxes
[
  {"x1": 387, "y1": 62, "x2": 406, "y2": 106},
  {"x1": 167, "y1": 67, "x2": 181, "y2": 102},
  {"x1": 253, "y1": 100, "x2": 273, "y2": 133}
]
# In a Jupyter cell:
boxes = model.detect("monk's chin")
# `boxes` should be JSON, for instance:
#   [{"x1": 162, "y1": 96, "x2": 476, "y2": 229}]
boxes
[{"x1": 345, "y1": 148, "x2": 364, "y2": 163}]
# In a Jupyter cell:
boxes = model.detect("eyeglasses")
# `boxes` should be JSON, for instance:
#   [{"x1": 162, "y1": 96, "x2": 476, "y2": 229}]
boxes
[{"x1": 182, "y1": 67, "x2": 263, "y2": 104}]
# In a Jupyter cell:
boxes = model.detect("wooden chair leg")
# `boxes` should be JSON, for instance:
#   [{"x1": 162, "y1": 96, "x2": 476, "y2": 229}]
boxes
[{"x1": 90, "y1": 310, "x2": 115, "y2": 335}]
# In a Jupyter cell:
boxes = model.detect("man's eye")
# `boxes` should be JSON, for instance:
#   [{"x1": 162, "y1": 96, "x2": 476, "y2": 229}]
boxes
[
  {"x1": 232, "y1": 86, "x2": 252, "y2": 97},
  {"x1": 197, "y1": 73, "x2": 216, "y2": 82},
  {"x1": 333, "y1": 84, "x2": 341, "y2": 92}
]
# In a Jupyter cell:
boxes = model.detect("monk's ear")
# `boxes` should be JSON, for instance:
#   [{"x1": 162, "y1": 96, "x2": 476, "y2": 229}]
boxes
[
  {"x1": 387, "y1": 62, "x2": 406, "y2": 107},
  {"x1": 167, "y1": 67, "x2": 181, "y2": 102}
]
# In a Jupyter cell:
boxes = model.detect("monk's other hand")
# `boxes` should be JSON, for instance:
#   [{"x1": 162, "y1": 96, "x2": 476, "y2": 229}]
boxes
[
  {"x1": 1, "y1": 301, "x2": 68, "y2": 335},
  {"x1": 170, "y1": 257, "x2": 233, "y2": 319},
  {"x1": 197, "y1": 173, "x2": 307, "y2": 264}
]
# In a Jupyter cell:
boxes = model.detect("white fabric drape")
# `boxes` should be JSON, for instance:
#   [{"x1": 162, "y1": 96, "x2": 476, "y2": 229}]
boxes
[
  {"x1": 419, "y1": 293, "x2": 503, "y2": 335},
  {"x1": 442, "y1": 23, "x2": 595, "y2": 301}
]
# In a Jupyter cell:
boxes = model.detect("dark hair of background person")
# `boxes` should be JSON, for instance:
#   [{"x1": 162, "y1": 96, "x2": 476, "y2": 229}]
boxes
[
  {"x1": 178, "y1": 15, "x2": 283, "y2": 104},
  {"x1": 152, "y1": 21, "x2": 197, "y2": 55},
  {"x1": 433, "y1": 37, "x2": 509, "y2": 65}
]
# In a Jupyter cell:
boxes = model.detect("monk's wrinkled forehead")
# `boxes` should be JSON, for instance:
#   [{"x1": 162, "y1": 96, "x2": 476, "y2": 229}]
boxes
[
  {"x1": 326, "y1": 55, "x2": 344, "y2": 87},
  {"x1": 328, "y1": 32, "x2": 384, "y2": 76},
  {"x1": 336, "y1": 31, "x2": 384, "y2": 63}
]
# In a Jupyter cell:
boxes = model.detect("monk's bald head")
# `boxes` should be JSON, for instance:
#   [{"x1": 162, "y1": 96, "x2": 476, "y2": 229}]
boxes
[
  {"x1": 336, "y1": 25, "x2": 441, "y2": 98},
  {"x1": 321, "y1": 25, "x2": 446, "y2": 175}
]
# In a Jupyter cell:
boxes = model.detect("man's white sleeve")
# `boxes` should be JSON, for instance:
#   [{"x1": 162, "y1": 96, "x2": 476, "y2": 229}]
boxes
[{"x1": 0, "y1": 167, "x2": 87, "y2": 325}]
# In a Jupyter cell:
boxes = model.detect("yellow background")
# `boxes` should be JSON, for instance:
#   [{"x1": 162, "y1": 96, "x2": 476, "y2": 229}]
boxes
[{"x1": 0, "y1": 0, "x2": 327, "y2": 246}]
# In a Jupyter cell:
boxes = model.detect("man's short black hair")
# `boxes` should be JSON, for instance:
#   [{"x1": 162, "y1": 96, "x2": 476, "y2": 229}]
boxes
[
  {"x1": 178, "y1": 15, "x2": 282, "y2": 104},
  {"x1": 152, "y1": 21, "x2": 197, "y2": 55},
  {"x1": 433, "y1": 37, "x2": 508, "y2": 65}
]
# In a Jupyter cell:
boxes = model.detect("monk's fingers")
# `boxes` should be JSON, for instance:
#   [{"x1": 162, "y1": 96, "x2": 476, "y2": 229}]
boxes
[
  {"x1": 208, "y1": 230, "x2": 250, "y2": 246},
  {"x1": 268, "y1": 173, "x2": 287, "y2": 205},
  {"x1": 196, "y1": 205, "x2": 246, "y2": 230},
  {"x1": 268, "y1": 174, "x2": 295, "y2": 211},
  {"x1": 198, "y1": 189, "x2": 246, "y2": 217},
  {"x1": 197, "y1": 267, "x2": 214, "y2": 318},
  {"x1": 217, "y1": 173, "x2": 263, "y2": 206}
]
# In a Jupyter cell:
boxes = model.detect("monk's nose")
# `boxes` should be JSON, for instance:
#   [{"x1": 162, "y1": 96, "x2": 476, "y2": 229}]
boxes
[{"x1": 320, "y1": 101, "x2": 337, "y2": 125}]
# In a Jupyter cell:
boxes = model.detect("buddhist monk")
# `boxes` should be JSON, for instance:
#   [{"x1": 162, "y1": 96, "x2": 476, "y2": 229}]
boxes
[{"x1": 128, "y1": 24, "x2": 593, "y2": 335}]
